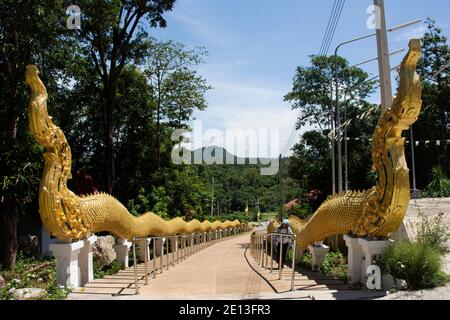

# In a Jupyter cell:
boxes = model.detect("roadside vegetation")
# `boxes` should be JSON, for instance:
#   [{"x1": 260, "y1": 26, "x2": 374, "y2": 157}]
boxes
[
  {"x1": 0, "y1": 252, "x2": 70, "y2": 300},
  {"x1": 375, "y1": 212, "x2": 449, "y2": 290}
]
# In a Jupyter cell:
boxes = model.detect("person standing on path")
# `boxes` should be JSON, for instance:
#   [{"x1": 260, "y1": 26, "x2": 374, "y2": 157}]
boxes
[{"x1": 274, "y1": 219, "x2": 293, "y2": 266}]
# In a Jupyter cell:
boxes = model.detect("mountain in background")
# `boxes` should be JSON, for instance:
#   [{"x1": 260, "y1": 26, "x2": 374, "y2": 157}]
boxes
[
  {"x1": 188, "y1": 145, "x2": 281, "y2": 166},
  {"x1": 185, "y1": 146, "x2": 299, "y2": 214}
]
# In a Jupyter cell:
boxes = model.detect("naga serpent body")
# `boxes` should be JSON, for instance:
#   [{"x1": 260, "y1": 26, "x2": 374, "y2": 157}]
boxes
[
  {"x1": 26, "y1": 65, "x2": 240, "y2": 241},
  {"x1": 275, "y1": 39, "x2": 422, "y2": 248}
]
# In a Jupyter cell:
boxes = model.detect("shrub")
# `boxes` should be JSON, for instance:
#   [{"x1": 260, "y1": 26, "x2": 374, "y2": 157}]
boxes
[
  {"x1": 285, "y1": 248, "x2": 293, "y2": 265},
  {"x1": 417, "y1": 212, "x2": 449, "y2": 255},
  {"x1": 299, "y1": 252, "x2": 312, "y2": 269},
  {"x1": 289, "y1": 204, "x2": 311, "y2": 220},
  {"x1": 93, "y1": 261, "x2": 123, "y2": 279},
  {"x1": 201, "y1": 212, "x2": 253, "y2": 223},
  {"x1": 380, "y1": 242, "x2": 448, "y2": 290},
  {"x1": 319, "y1": 251, "x2": 348, "y2": 282},
  {"x1": 423, "y1": 166, "x2": 450, "y2": 197}
]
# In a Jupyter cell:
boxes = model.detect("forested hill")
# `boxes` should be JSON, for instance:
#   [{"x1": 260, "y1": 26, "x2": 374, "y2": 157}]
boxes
[{"x1": 189, "y1": 146, "x2": 301, "y2": 214}]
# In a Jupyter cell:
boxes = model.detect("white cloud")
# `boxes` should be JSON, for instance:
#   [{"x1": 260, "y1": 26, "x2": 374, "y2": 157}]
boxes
[
  {"x1": 171, "y1": 13, "x2": 234, "y2": 48},
  {"x1": 189, "y1": 79, "x2": 306, "y2": 158}
]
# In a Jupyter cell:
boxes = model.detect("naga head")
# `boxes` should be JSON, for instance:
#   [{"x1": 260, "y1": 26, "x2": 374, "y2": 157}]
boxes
[{"x1": 355, "y1": 39, "x2": 423, "y2": 238}]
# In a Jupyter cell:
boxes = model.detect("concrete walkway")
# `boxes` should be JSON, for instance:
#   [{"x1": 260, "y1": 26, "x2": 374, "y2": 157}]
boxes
[
  {"x1": 68, "y1": 232, "x2": 389, "y2": 300},
  {"x1": 68, "y1": 233, "x2": 276, "y2": 299},
  {"x1": 132, "y1": 234, "x2": 274, "y2": 299}
]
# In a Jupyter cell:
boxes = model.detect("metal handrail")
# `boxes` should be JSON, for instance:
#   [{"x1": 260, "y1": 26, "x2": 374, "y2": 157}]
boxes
[
  {"x1": 130, "y1": 225, "x2": 249, "y2": 294},
  {"x1": 250, "y1": 232, "x2": 297, "y2": 291}
]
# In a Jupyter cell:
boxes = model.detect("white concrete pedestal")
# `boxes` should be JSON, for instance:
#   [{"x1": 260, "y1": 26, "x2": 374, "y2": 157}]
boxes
[
  {"x1": 308, "y1": 243, "x2": 329, "y2": 271},
  {"x1": 80, "y1": 235, "x2": 97, "y2": 286},
  {"x1": 358, "y1": 238, "x2": 393, "y2": 285},
  {"x1": 114, "y1": 239, "x2": 132, "y2": 269},
  {"x1": 344, "y1": 234, "x2": 364, "y2": 284},
  {"x1": 49, "y1": 240, "x2": 84, "y2": 288}
]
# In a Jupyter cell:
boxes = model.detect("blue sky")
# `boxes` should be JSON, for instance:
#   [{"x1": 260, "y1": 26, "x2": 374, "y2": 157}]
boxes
[{"x1": 151, "y1": 0, "x2": 450, "y2": 157}]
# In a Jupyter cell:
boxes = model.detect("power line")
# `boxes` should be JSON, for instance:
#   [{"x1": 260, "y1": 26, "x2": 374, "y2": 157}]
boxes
[
  {"x1": 320, "y1": 0, "x2": 341, "y2": 56},
  {"x1": 324, "y1": 0, "x2": 345, "y2": 55},
  {"x1": 323, "y1": 0, "x2": 345, "y2": 55},
  {"x1": 319, "y1": 0, "x2": 346, "y2": 56},
  {"x1": 319, "y1": 0, "x2": 338, "y2": 55}
]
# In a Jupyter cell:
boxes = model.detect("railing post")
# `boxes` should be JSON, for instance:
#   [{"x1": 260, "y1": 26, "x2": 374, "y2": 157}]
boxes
[
  {"x1": 258, "y1": 236, "x2": 262, "y2": 264},
  {"x1": 181, "y1": 235, "x2": 185, "y2": 260},
  {"x1": 251, "y1": 235, "x2": 254, "y2": 258},
  {"x1": 265, "y1": 235, "x2": 269, "y2": 269},
  {"x1": 291, "y1": 235, "x2": 296, "y2": 291},
  {"x1": 255, "y1": 236, "x2": 258, "y2": 262},
  {"x1": 143, "y1": 238, "x2": 149, "y2": 285},
  {"x1": 255, "y1": 236, "x2": 257, "y2": 261},
  {"x1": 171, "y1": 236, "x2": 176, "y2": 267},
  {"x1": 152, "y1": 238, "x2": 157, "y2": 278},
  {"x1": 166, "y1": 237, "x2": 169, "y2": 270},
  {"x1": 270, "y1": 234, "x2": 273, "y2": 273},
  {"x1": 132, "y1": 238, "x2": 139, "y2": 295},
  {"x1": 187, "y1": 235, "x2": 191, "y2": 256},
  {"x1": 160, "y1": 238, "x2": 164, "y2": 273},
  {"x1": 278, "y1": 235, "x2": 283, "y2": 280},
  {"x1": 204, "y1": 232, "x2": 207, "y2": 249},
  {"x1": 261, "y1": 236, "x2": 264, "y2": 265},
  {"x1": 261, "y1": 236, "x2": 263, "y2": 265}
]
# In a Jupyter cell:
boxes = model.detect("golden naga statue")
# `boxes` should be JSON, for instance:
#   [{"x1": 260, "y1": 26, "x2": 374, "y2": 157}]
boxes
[
  {"x1": 278, "y1": 39, "x2": 423, "y2": 248},
  {"x1": 26, "y1": 65, "x2": 240, "y2": 241}
]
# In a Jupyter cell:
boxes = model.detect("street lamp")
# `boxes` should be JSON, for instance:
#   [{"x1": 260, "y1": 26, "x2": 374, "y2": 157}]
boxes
[{"x1": 341, "y1": 64, "x2": 400, "y2": 190}]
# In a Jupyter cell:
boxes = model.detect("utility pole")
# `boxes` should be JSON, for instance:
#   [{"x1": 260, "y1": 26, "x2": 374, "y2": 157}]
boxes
[
  {"x1": 410, "y1": 127, "x2": 420, "y2": 198},
  {"x1": 374, "y1": 0, "x2": 393, "y2": 110},
  {"x1": 335, "y1": 63, "x2": 343, "y2": 193},
  {"x1": 330, "y1": 78, "x2": 336, "y2": 195},
  {"x1": 211, "y1": 176, "x2": 214, "y2": 216}
]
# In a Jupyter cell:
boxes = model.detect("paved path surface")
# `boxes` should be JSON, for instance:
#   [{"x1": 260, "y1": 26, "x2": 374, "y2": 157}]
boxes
[
  {"x1": 68, "y1": 232, "x2": 387, "y2": 300},
  {"x1": 68, "y1": 233, "x2": 276, "y2": 299},
  {"x1": 136, "y1": 233, "x2": 275, "y2": 299}
]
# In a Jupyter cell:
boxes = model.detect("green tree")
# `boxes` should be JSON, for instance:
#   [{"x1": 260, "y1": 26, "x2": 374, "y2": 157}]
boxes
[
  {"x1": 412, "y1": 18, "x2": 450, "y2": 188},
  {"x1": 284, "y1": 55, "x2": 376, "y2": 132},
  {"x1": 285, "y1": 55, "x2": 377, "y2": 204},
  {"x1": 71, "y1": 0, "x2": 176, "y2": 193},
  {"x1": 144, "y1": 39, "x2": 210, "y2": 166},
  {"x1": 0, "y1": 0, "x2": 74, "y2": 270}
]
